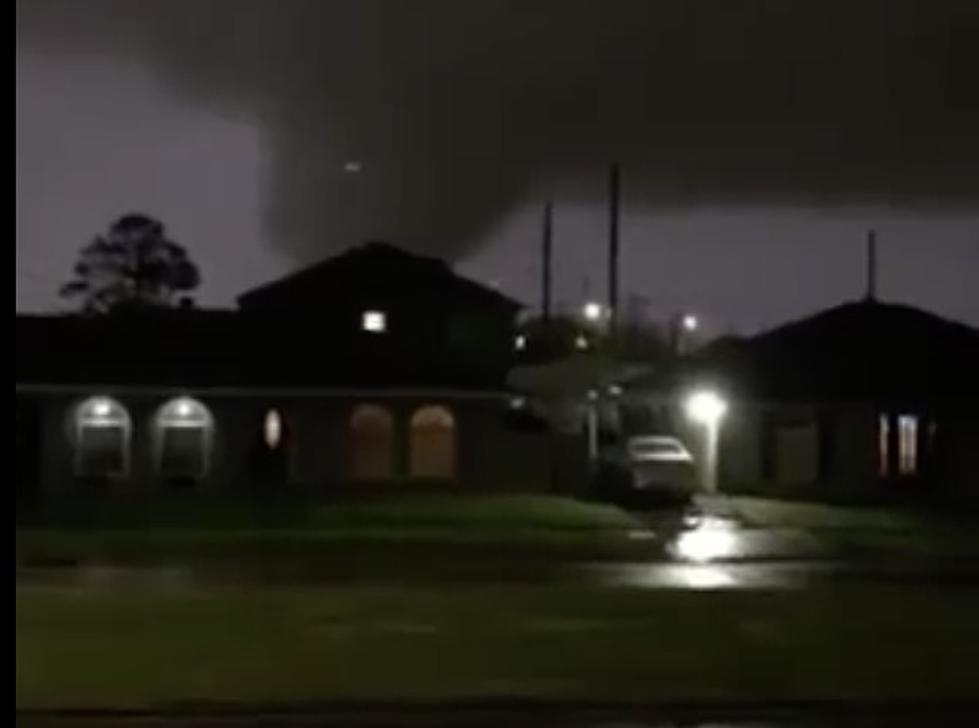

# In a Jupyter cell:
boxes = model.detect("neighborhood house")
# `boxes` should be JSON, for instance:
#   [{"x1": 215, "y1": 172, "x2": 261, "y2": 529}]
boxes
[{"x1": 16, "y1": 242, "x2": 573, "y2": 505}]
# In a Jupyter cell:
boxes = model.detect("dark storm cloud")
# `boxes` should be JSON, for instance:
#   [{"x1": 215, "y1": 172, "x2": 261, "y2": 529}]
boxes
[{"x1": 17, "y1": 0, "x2": 979, "y2": 264}]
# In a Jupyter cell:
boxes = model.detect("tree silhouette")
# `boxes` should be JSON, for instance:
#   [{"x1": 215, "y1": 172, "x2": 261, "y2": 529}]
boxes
[{"x1": 60, "y1": 214, "x2": 201, "y2": 314}]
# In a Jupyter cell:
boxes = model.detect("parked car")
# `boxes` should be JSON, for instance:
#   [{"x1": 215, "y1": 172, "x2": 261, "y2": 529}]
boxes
[{"x1": 594, "y1": 435, "x2": 698, "y2": 506}]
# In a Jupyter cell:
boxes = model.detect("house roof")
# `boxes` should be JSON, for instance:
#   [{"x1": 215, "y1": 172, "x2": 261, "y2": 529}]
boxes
[
  {"x1": 15, "y1": 310, "x2": 511, "y2": 391},
  {"x1": 657, "y1": 299, "x2": 979, "y2": 403},
  {"x1": 17, "y1": 243, "x2": 523, "y2": 393},
  {"x1": 237, "y1": 241, "x2": 521, "y2": 313}
]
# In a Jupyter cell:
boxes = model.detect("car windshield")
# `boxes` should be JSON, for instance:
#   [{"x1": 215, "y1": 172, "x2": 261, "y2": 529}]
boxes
[{"x1": 629, "y1": 438, "x2": 688, "y2": 458}]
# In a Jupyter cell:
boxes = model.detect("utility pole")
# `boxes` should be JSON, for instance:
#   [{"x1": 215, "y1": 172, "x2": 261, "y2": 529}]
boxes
[
  {"x1": 541, "y1": 200, "x2": 553, "y2": 321},
  {"x1": 608, "y1": 162, "x2": 621, "y2": 334},
  {"x1": 865, "y1": 229, "x2": 877, "y2": 301}
]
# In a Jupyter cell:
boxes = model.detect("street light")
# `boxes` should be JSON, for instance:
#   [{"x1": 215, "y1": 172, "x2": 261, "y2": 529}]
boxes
[
  {"x1": 682, "y1": 314, "x2": 699, "y2": 332},
  {"x1": 684, "y1": 389, "x2": 728, "y2": 493},
  {"x1": 582, "y1": 301, "x2": 604, "y2": 322}
]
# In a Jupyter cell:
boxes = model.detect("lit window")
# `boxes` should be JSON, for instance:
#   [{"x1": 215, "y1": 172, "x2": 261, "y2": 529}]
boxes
[
  {"x1": 409, "y1": 405, "x2": 456, "y2": 479},
  {"x1": 349, "y1": 404, "x2": 394, "y2": 480},
  {"x1": 74, "y1": 396, "x2": 130, "y2": 477},
  {"x1": 263, "y1": 409, "x2": 283, "y2": 449},
  {"x1": 878, "y1": 414, "x2": 889, "y2": 478},
  {"x1": 362, "y1": 310, "x2": 386, "y2": 333},
  {"x1": 898, "y1": 414, "x2": 918, "y2": 476},
  {"x1": 156, "y1": 397, "x2": 213, "y2": 479}
]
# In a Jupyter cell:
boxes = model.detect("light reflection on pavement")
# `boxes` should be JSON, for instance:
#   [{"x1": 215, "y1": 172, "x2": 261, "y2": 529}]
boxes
[{"x1": 585, "y1": 561, "x2": 841, "y2": 590}]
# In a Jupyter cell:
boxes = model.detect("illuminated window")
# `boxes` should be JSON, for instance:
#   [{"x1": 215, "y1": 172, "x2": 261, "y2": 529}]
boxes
[
  {"x1": 409, "y1": 405, "x2": 456, "y2": 479},
  {"x1": 74, "y1": 396, "x2": 130, "y2": 477},
  {"x1": 349, "y1": 405, "x2": 394, "y2": 480},
  {"x1": 156, "y1": 397, "x2": 213, "y2": 479},
  {"x1": 878, "y1": 414, "x2": 890, "y2": 478},
  {"x1": 362, "y1": 310, "x2": 386, "y2": 333},
  {"x1": 263, "y1": 409, "x2": 283, "y2": 449},
  {"x1": 898, "y1": 414, "x2": 918, "y2": 476}
]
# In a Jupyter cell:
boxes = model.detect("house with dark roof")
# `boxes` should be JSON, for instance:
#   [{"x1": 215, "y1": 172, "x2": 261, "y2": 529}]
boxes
[
  {"x1": 16, "y1": 242, "x2": 569, "y2": 505},
  {"x1": 627, "y1": 299, "x2": 979, "y2": 503}
]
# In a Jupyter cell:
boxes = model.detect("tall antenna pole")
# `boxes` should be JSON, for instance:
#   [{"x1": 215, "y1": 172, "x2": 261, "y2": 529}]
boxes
[
  {"x1": 608, "y1": 162, "x2": 621, "y2": 332},
  {"x1": 866, "y1": 229, "x2": 877, "y2": 301},
  {"x1": 541, "y1": 200, "x2": 553, "y2": 321}
]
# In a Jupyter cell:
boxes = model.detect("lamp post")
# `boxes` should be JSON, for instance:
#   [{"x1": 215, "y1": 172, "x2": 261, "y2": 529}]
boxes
[
  {"x1": 670, "y1": 312, "x2": 699, "y2": 356},
  {"x1": 684, "y1": 389, "x2": 728, "y2": 493}
]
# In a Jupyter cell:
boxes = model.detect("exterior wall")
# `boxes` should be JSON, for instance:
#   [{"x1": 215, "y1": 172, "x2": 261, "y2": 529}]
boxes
[
  {"x1": 714, "y1": 402, "x2": 879, "y2": 501},
  {"x1": 936, "y1": 409, "x2": 979, "y2": 503},
  {"x1": 714, "y1": 401, "x2": 976, "y2": 504},
  {"x1": 20, "y1": 388, "x2": 563, "y2": 500}
]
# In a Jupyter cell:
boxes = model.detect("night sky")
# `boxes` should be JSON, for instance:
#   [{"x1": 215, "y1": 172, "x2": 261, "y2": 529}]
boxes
[{"x1": 16, "y1": 0, "x2": 979, "y2": 333}]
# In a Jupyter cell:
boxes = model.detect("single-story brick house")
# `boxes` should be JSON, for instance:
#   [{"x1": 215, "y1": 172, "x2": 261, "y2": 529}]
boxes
[
  {"x1": 621, "y1": 299, "x2": 979, "y2": 504},
  {"x1": 16, "y1": 242, "x2": 582, "y2": 506}
]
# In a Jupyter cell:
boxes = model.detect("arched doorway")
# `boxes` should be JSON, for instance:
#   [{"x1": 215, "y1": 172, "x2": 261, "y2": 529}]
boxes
[
  {"x1": 409, "y1": 405, "x2": 456, "y2": 479},
  {"x1": 349, "y1": 405, "x2": 394, "y2": 480},
  {"x1": 73, "y1": 396, "x2": 131, "y2": 479},
  {"x1": 155, "y1": 397, "x2": 213, "y2": 482}
]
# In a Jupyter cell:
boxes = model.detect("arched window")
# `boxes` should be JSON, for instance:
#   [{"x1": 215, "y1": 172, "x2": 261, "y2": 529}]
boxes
[
  {"x1": 409, "y1": 405, "x2": 456, "y2": 479},
  {"x1": 349, "y1": 405, "x2": 394, "y2": 480},
  {"x1": 156, "y1": 397, "x2": 213, "y2": 480},
  {"x1": 74, "y1": 396, "x2": 131, "y2": 477},
  {"x1": 263, "y1": 409, "x2": 285, "y2": 450},
  {"x1": 249, "y1": 407, "x2": 290, "y2": 484}
]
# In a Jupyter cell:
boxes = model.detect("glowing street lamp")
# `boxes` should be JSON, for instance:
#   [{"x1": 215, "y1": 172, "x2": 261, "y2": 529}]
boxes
[
  {"x1": 685, "y1": 389, "x2": 728, "y2": 493},
  {"x1": 582, "y1": 301, "x2": 604, "y2": 323},
  {"x1": 682, "y1": 314, "x2": 699, "y2": 332}
]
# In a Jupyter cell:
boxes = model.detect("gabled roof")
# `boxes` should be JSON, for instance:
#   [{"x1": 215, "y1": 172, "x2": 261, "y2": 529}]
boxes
[
  {"x1": 662, "y1": 300, "x2": 979, "y2": 403},
  {"x1": 237, "y1": 241, "x2": 521, "y2": 313}
]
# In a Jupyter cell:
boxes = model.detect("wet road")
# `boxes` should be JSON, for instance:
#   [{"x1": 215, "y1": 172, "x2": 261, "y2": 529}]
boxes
[
  {"x1": 17, "y1": 703, "x2": 979, "y2": 728},
  {"x1": 17, "y1": 508, "x2": 979, "y2": 591}
]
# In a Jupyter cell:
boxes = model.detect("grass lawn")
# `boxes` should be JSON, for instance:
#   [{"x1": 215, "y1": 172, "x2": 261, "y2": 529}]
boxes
[
  {"x1": 17, "y1": 582, "x2": 979, "y2": 709},
  {"x1": 17, "y1": 495, "x2": 657, "y2": 569},
  {"x1": 728, "y1": 496, "x2": 979, "y2": 561},
  {"x1": 729, "y1": 496, "x2": 961, "y2": 531}
]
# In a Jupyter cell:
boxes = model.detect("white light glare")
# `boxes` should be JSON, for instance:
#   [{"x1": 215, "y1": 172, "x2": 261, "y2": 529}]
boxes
[
  {"x1": 685, "y1": 390, "x2": 728, "y2": 426},
  {"x1": 575, "y1": 334, "x2": 589, "y2": 350},
  {"x1": 514, "y1": 334, "x2": 527, "y2": 350},
  {"x1": 264, "y1": 409, "x2": 283, "y2": 448},
  {"x1": 682, "y1": 314, "x2": 699, "y2": 332},
  {"x1": 670, "y1": 517, "x2": 739, "y2": 563},
  {"x1": 582, "y1": 301, "x2": 604, "y2": 322},
  {"x1": 90, "y1": 398, "x2": 112, "y2": 418},
  {"x1": 362, "y1": 310, "x2": 386, "y2": 333}
]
